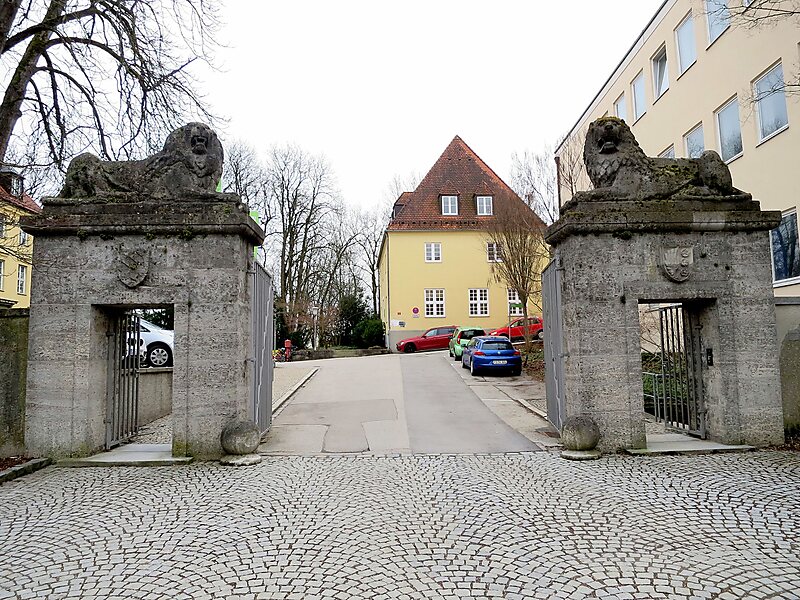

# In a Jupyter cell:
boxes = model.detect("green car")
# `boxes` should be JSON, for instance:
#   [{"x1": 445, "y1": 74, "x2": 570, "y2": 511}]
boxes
[{"x1": 448, "y1": 327, "x2": 487, "y2": 360}]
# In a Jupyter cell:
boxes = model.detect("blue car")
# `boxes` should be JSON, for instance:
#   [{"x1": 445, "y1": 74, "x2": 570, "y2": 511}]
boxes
[{"x1": 461, "y1": 336, "x2": 522, "y2": 376}]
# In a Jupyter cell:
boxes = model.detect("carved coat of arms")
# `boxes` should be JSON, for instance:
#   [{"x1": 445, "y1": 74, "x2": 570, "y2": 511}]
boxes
[
  {"x1": 660, "y1": 246, "x2": 694, "y2": 283},
  {"x1": 116, "y1": 247, "x2": 150, "y2": 288}
]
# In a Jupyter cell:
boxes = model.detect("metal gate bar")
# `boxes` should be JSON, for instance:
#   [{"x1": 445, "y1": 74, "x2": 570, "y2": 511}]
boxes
[
  {"x1": 106, "y1": 311, "x2": 140, "y2": 449},
  {"x1": 542, "y1": 257, "x2": 565, "y2": 432},
  {"x1": 251, "y1": 263, "x2": 273, "y2": 435}
]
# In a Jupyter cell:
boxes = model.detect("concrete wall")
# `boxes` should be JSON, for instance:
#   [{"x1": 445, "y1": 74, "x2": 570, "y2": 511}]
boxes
[
  {"x1": 776, "y1": 300, "x2": 800, "y2": 433},
  {"x1": 138, "y1": 368, "x2": 172, "y2": 426},
  {"x1": 555, "y1": 0, "x2": 800, "y2": 299},
  {"x1": 0, "y1": 309, "x2": 28, "y2": 457}
]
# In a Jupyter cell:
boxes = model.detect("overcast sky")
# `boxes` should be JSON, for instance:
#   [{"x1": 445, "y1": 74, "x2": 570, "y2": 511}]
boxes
[{"x1": 203, "y1": 1, "x2": 665, "y2": 209}]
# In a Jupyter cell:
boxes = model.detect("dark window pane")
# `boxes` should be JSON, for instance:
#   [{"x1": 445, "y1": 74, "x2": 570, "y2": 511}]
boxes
[
  {"x1": 771, "y1": 213, "x2": 800, "y2": 281},
  {"x1": 483, "y1": 341, "x2": 513, "y2": 350}
]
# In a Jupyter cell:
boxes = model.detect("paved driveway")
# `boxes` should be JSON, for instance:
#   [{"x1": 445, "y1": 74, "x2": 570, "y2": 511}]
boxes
[{"x1": 261, "y1": 351, "x2": 547, "y2": 454}]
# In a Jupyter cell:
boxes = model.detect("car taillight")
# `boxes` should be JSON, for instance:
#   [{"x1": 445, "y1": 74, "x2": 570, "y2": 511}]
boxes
[
  {"x1": 474, "y1": 351, "x2": 485, "y2": 356},
  {"x1": 513, "y1": 350, "x2": 521, "y2": 356}
]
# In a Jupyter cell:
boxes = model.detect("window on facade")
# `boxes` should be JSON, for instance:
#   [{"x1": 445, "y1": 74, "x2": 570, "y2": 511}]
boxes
[
  {"x1": 424, "y1": 242, "x2": 441, "y2": 262},
  {"x1": 705, "y1": 0, "x2": 730, "y2": 44},
  {"x1": 716, "y1": 98, "x2": 743, "y2": 161},
  {"x1": 18, "y1": 229, "x2": 28, "y2": 246},
  {"x1": 652, "y1": 45, "x2": 669, "y2": 98},
  {"x1": 614, "y1": 94, "x2": 627, "y2": 122},
  {"x1": 476, "y1": 195, "x2": 493, "y2": 216},
  {"x1": 0, "y1": 214, "x2": 5, "y2": 238},
  {"x1": 658, "y1": 146, "x2": 675, "y2": 159},
  {"x1": 468, "y1": 288, "x2": 489, "y2": 317},
  {"x1": 507, "y1": 289, "x2": 523, "y2": 316},
  {"x1": 755, "y1": 63, "x2": 789, "y2": 141},
  {"x1": 487, "y1": 242, "x2": 502, "y2": 262},
  {"x1": 771, "y1": 210, "x2": 800, "y2": 283},
  {"x1": 0, "y1": 259, "x2": 4, "y2": 291},
  {"x1": 684, "y1": 124, "x2": 705, "y2": 158},
  {"x1": 424, "y1": 289, "x2": 445, "y2": 317},
  {"x1": 675, "y1": 13, "x2": 697, "y2": 74},
  {"x1": 632, "y1": 72, "x2": 647, "y2": 121},
  {"x1": 17, "y1": 265, "x2": 26, "y2": 295},
  {"x1": 441, "y1": 195, "x2": 458, "y2": 215}
]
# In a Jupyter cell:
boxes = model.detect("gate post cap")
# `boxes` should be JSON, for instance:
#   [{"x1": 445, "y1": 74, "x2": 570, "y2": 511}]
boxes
[
  {"x1": 561, "y1": 415, "x2": 600, "y2": 452},
  {"x1": 221, "y1": 420, "x2": 261, "y2": 455}
]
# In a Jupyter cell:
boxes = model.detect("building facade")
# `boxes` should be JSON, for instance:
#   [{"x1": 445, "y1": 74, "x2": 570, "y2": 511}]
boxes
[
  {"x1": 0, "y1": 170, "x2": 39, "y2": 308},
  {"x1": 378, "y1": 136, "x2": 543, "y2": 350},
  {"x1": 555, "y1": 0, "x2": 800, "y2": 300}
]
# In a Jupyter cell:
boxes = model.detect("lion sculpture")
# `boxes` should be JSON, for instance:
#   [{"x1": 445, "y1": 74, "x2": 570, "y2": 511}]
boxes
[
  {"x1": 60, "y1": 122, "x2": 224, "y2": 199},
  {"x1": 583, "y1": 117, "x2": 736, "y2": 199}
]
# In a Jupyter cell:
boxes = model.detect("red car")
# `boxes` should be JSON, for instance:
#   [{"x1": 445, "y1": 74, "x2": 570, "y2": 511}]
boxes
[
  {"x1": 396, "y1": 325, "x2": 457, "y2": 353},
  {"x1": 488, "y1": 317, "x2": 544, "y2": 342}
]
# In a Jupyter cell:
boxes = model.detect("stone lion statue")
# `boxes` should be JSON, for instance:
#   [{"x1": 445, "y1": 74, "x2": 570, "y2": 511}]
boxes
[
  {"x1": 60, "y1": 122, "x2": 224, "y2": 198},
  {"x1": 583, "y1": 117, "x2": 736, "y2": 199}
]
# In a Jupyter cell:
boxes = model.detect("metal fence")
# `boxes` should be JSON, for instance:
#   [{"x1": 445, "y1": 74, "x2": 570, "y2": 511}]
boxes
[
  {"x1": 542, "y1": 257, "x2": 565, "y2": 432},
  {"x1": 251, "y1": 263, "x2": 274, "y2": 435},
  {"x1": 106, "y1": 311, "x2": 140, "y2": 449}
]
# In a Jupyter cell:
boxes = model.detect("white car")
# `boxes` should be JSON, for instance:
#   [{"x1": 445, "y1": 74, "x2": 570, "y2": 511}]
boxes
[{"x1": 138, "y1": 318, "x2": 175, "y2": 367}]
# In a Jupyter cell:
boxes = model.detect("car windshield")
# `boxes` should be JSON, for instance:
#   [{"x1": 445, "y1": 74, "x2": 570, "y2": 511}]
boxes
[
  {"x1": 482, "y1": 341, "x2": 513, "y2": 350},
  {"x1": 462, "y1": 330, "x2": 482, "y2": 340},
  {"x1": 140, "y1": 318, "x2": 168, "y2": 332}
]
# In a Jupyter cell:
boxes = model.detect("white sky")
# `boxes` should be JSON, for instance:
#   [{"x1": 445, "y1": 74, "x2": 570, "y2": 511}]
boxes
[{"x1": 202, "y1": 1, "x2": 665, "y2": 209}]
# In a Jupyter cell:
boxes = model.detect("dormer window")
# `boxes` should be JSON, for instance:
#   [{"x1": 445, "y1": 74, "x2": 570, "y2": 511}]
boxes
[
  {"x1": 441, "y1": 195, "x2": 458, "y2": 216},
  {"x1": 476, "y1": 195, "x2": 493, "y2": 216}
]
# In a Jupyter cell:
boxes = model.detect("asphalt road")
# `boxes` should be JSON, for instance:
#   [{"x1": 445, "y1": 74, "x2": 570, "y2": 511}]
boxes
[{"x1": 261, "y1": 351, "x2": 543, "y2": 454}]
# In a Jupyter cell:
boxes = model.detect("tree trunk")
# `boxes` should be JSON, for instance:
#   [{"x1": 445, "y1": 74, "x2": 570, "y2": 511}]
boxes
[
  {"x1": 0, "y1": 0, "x2": 65, "y2": 163},
  {"x1": 0, "y1": 0, "x2": 22, "y2": 53}
]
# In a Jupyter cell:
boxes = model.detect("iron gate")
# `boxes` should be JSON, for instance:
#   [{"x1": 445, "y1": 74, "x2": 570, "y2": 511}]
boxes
[
  {"x1": 542, "y1": 256, "x2": 565, "y2": 431},
  {"x1": 106, "y1": 311, "x2": 141, "y2": 449},
  {"x1": 252, "y1": 263, "x2": 274, "y2": 435},
  {"x1": 644, "y1": 304, "x2": 705, "y2": 438}
]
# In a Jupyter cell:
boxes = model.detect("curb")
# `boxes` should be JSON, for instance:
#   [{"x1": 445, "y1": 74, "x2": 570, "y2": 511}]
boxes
[
  {"x1": 0, "y1": 457, "x2": 52, "y2": 485},
  {"x1": 272, "y1": 367, "x2": 319, "y2": 414}
]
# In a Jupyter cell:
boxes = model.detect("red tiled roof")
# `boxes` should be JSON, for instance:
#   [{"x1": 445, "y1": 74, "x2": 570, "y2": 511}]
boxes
[
  {"x1": 0, "y1": 185, "x2": 41, "y2": 214},
  {"x1": 388, "y1": 136, "x2": 537, "y2": 231}
]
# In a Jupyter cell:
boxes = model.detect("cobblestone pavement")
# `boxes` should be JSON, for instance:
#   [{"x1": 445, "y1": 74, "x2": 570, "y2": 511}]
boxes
[{"x1": 2, "y1": 451, "x2": 799, "y2": 599}]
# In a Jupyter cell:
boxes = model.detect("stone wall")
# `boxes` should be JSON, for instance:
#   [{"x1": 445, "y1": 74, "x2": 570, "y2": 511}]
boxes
[
  {"x1": 138, "y1": 368, "x2": 173, "y2": 426},
  {"x1": 0, "y1": 309, "x2": 28, "y2": 457},
  {"x1": 776, "y1": 300, "x2": 800, "y2": 433}
]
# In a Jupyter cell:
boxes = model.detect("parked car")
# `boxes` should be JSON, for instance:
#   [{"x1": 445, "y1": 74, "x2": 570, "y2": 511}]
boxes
[
  {"x1": 448, "y1": 327, "x2": 486, "y2": 360},
  {"x1": 138, "y1": 318, "x2": 175, "y2": 367},
  {"x1": 396, "y1": 325, "x2": 457, "y2": 353},
  {"x1": 488, "y1": 316, "x2": 544, "y2": 341},
  {"x1": 461, "y1": 336, "x2": 522, "y2": 376}
]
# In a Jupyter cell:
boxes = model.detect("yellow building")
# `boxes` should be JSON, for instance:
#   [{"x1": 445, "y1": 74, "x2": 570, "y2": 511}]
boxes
[
  {"x1": 378, "y1": 136, "x2": 543, "y2": 350},
  {"x1": 0, "y1": 169, "x2": 39, "y2": 309},
  {"x1": 555, "y1": 0, "x2": 800, "y2": 299}
]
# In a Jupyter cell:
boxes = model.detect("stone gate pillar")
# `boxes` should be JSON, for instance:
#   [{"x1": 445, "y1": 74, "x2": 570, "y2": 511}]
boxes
[
  {"x1": 545, "y1": 117, "x2": 784, "y2": 452},
  {"x1": 21, "y1": 123, "x2": 265, "y2": 459}
]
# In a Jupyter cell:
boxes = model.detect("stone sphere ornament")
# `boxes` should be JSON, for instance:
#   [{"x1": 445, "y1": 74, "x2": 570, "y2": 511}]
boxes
[
  {"x1": 221, "y1": 420, "x2": 261, "y2": 456},
  {"x1": 560, "y1": 415, "x2": 601, "y2": 461}
]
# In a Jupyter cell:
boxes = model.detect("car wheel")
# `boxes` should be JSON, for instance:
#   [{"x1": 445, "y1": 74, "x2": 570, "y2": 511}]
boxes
[
  {"x1": 470, "y1": 359, "x2": 479, "y2": 377},
  {"x1": 147, "y1": 343, "x2": 173, "y2": 368},
  {"x1": 448, "y1": 347, "x2": 453, "y2": 357},
  {"x1": 404, "y1": 343, "x2": 416, "y2": 353},
  {"x1": 536, "y1": 330, "x2": 544, "y2": 341},
  {"x1": 511, "y1": 366, "x2": 522, "y2": 376},
  {"x1": 461, "y1": 355, "x2": 468, "y2": 369}
]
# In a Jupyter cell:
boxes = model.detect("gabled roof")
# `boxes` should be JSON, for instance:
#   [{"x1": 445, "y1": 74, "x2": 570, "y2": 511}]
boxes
[
  {"x1": 0, "y1": 185, "x2": 41, "y2": 215},
  {"x1": 389, "y1": 135, "x2": 534, "y2": 231}
]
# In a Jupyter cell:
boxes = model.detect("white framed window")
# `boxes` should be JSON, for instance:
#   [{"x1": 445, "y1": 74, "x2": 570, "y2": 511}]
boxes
[
  {"x1": 0, "y1": 214, "x2": 5, "y2": 238},
  {"x1": 675, "y1": 12, "x2": 697, "y2": 75},
  {"x1": 487, "y1": 242, "x2": 502, "y2": 262},
  {"x1": 614, "y1": 94, "x2": 627, "y2": 122},
  {"x1": 771, "y1": 210, "x2": 800, "y2": 283},
  {"x1": 684, "y1": 123, "x2": 705, "y2": 158},
  {"x1": 706, "y1": 0, "x2": 730, "y2": 45},
  {"x1": 0, "y1": 259, "x2": 4, "y2": 291},
  {"x1": 476, "y1": 195, "x2": 493, "y2": 216},
  {"x1": 632, "y1": 72, "x2": 647, "y2": 121},
  {"x1": 468, "y1": 288, "x2": 489, "y2": 317},
  {"x1": 441, "y1": 195, "x2": 458, "y2": 216},
  {"x1": 424, "y1": 242, "x2": 441, "y2": 263},
  {"x1": 18, "y1": 229, "x2": 28, "y2": 246},
  {"x1": 716, "y1": 97, "x2": 743, "y2": 162},
  {"x1": 658, "y1": 146, "x2": 675, "y2": 159},
  {"x1": 754, "y1": 63, "x2": 789, "y2": 141},
  {"x1": 424, "y1": 288, "x2": 445, "y2": 317},
  {"x1": 17, "y1": 265, "x2": 27, "y2": 295},
  {"x1": 652, "y1": 45, "x2": 669, "y2": 98},
  {"x1": 507, "y1": 289, "x2": 523, "y2": 317}
]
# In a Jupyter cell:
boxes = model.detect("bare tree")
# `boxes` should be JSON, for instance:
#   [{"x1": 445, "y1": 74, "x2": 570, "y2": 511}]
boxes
[
  {"x1": 483, "y1": 200, "x2": 549, "y2": 354},
  {"x1": 554, "y1": 128, "x2": 591, "y2": 203},
  {"x1": 510, "y1": 147, "x2": 560, "y2": 226},
  {"x1": 0, "y1": 0, "x2": 220, "y2": 171}
]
